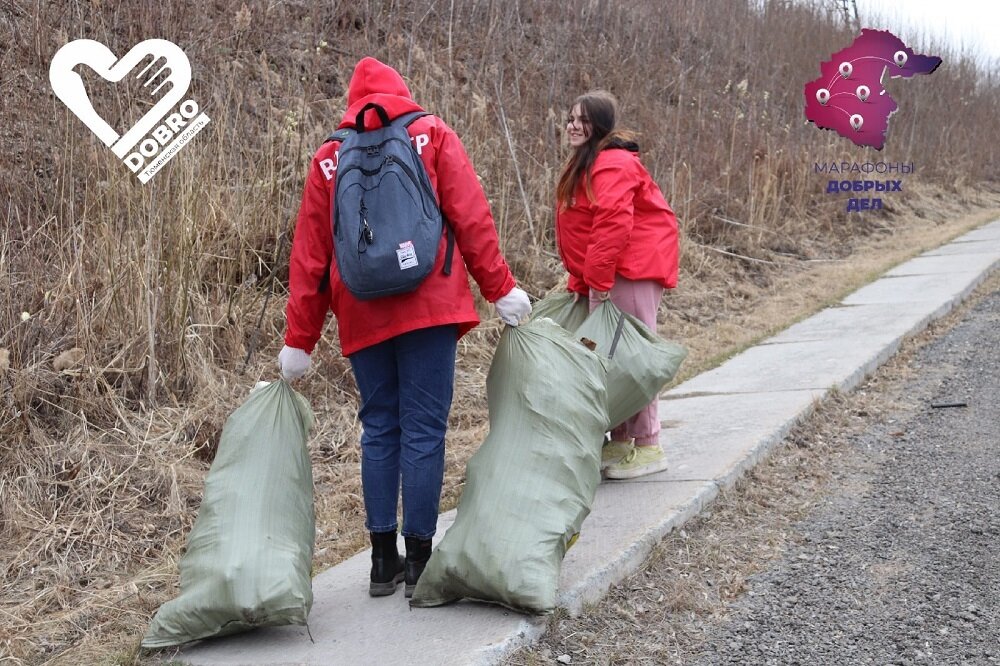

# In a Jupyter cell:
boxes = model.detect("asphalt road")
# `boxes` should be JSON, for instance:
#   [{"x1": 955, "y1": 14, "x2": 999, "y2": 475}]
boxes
[{"x1": 691, "y1": 287, "x2": 1000, "y2": 665}]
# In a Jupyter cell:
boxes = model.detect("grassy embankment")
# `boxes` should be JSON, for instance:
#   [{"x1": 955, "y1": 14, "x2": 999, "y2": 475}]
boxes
[{"x1": 1, "y1": 1, "x2": 998, "y2": 662}]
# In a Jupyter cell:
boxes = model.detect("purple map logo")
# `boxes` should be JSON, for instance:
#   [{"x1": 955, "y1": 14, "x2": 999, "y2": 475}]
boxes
[{"x1": 804, "y1": 29, "x2": 941, "y2": 150}]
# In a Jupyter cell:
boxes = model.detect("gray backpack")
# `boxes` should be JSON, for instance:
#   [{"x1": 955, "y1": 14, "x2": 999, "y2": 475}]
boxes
[{"x1": 325, "y1": 103, "x2": 454, "y2": 300}]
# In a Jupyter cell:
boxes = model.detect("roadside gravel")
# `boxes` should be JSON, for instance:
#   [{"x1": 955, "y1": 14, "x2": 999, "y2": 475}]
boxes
[
  {"x1": 691, "y1": 286, "x2": 1000, "y2": 665},
  {"x1": 506, "y1": 278, "x2": 999, "y2": 666}
]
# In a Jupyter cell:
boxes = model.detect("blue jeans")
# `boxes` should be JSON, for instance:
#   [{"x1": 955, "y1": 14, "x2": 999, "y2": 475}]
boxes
[{"x1": 348, "y1": 325, "x2": 457, "y2": 539}]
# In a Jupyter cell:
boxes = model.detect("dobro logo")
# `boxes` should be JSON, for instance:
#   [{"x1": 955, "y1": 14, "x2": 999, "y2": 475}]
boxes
[{"x1": 49, "y1": 39, "x2": 210, "y2": 183}]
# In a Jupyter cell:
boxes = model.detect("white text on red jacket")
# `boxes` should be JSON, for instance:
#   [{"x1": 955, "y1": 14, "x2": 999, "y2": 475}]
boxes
[{"x1": 318, "y1": 133, "x2": 429, "y2": 181}]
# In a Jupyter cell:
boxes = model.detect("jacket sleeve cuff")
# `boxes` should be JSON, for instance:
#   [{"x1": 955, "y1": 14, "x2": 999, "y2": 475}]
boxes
[
  {"x1": 284, "y1": 333, "x2": 317, "y2": 355},
  {"x1": 485, "y1": 273, "x2": 517, "y2": 303},
  {"x1": 567, "y1": 274, "x2": 589, "y2": 295},
  {"x1": 583, "y1": 269, "x2": 616, "y2": 292}
]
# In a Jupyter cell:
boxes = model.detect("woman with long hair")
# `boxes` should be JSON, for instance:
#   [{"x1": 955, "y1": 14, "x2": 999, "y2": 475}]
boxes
[{"x1": 555, "y1": 90, "x2": 680, "y2": 479}]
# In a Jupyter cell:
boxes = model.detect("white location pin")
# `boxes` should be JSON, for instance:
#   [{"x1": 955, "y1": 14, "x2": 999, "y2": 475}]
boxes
[
  {"x1": 839, "y1": 61, "x2": 853, "y2": 78},
  {"x1": 816, "y1": 88, "x2": 831, "y2": 105},
  {"x1": 850, "y1": 114, "x2": 864, "y2": 131},
  {"x1": 856, "y1": 85, "x2": 870, "y2": 102},
  {"x1": 894, "y1": 50, "x2": 908, "y2": 67}
]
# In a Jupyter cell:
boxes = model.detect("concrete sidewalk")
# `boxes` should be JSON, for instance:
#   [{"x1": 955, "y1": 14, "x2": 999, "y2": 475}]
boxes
[{"x1": 173, "y1": 219, "x2": 1000, "y2": 666}]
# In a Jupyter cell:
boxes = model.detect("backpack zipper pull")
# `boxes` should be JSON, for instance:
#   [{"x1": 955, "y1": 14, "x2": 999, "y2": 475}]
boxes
[{"x1": 359, "y1": 199, "x2": 373, "y2": 249}]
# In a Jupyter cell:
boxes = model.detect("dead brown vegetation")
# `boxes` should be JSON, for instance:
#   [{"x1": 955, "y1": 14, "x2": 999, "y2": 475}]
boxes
[{"x1": 1, "y1": 0, "x2": 999, "y2": 663}]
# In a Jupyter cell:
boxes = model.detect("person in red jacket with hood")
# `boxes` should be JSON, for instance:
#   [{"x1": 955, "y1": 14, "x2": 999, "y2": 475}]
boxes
[
  {"x1": 556, "y1": 90, "x2": 679, "y2": 480},
  {"x1": 279, "y1": 57, "x2": 531, "y2": 598}
]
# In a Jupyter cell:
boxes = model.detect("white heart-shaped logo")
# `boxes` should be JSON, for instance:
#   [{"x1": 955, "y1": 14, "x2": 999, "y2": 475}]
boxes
[{"x1": 49, "y1": 39, "x2": 192, "y2": 159}]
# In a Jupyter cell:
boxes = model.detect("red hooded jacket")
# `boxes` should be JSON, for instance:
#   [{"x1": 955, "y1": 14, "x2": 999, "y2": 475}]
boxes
[
  {"x1": 285, "y1": 58, "x2": 516, "y2": 356},
  {"x1": 556, "y1": 147, "x2": 679, "y2": 294}
]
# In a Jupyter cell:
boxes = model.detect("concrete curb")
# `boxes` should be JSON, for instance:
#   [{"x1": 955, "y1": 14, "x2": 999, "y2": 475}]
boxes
[{"x1": 173, "y1": 219, "x2": 999, "y2": 665}]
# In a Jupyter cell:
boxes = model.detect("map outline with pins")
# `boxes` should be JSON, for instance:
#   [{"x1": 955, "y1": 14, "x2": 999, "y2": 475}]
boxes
[{"x1": 804, "y1": 29, "x2": 942, "y2": 150}]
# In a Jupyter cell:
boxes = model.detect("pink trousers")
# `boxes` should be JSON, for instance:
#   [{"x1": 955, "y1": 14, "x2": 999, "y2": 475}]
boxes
[{"x1": 589, "y1": 276, "x2": 664, "y2": 446}]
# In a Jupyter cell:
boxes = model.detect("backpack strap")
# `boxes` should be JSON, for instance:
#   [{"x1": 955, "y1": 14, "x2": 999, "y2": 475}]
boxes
[
  {"x1": 397, "y1": 110, "x2": 430, "y2": 128},
  {"x1": 323, "y1": 110, "x2": 426, "y2": 143},
  {"x1": 395, "y1": 111, "x2": 455, "y2": 277},
  {"x1": 442, "y1": 221, "x2": 455, "y2": 276},
  {"x1": 324, "y1": 127, "x2": 354, "y2": 144}
]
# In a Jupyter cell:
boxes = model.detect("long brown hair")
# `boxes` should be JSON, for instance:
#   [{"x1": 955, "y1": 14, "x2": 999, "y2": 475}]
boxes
[{"x1": 556, "y1": 90, "x2": 637, "y2": 208}]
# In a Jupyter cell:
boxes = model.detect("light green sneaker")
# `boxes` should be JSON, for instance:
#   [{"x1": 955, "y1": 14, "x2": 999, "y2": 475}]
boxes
[
  {"x1": 600, "y1": 439, "x2": 634, "y2": 470},
  {"x1": 604, "y1": 445, "x2": 668, "y2": 480}
]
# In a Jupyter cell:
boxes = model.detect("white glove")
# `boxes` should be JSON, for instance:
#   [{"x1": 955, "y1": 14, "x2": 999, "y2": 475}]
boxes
[
  {"x1": 278, "y1": 345, "x2": 311, "y2": 380},
  {"x1": 494, "y1": 287, "x2": 532, "y2": 326}
]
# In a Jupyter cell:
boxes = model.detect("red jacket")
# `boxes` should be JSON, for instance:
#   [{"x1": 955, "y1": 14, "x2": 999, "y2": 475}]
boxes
[
  {"x1": 556, "y1": 147, "x2": 679, "y2": 294},
  {"x1": 285, "y1": 58, "x2": 516, "y2": 356}
]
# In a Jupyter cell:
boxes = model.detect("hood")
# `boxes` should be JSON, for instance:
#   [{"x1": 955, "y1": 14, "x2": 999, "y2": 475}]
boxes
[
  {"x1": 340, "y1": 57, "x2": 424, "y2": 130},
  {"x1": 604, "y1": 137, "x2": 640, "y2": 153}
]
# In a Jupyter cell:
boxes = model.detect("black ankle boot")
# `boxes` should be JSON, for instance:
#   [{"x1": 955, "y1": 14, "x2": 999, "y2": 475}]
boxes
[
  {"x1": 404, "y1": 536, "x2": 433, "y2": 598},
  {"x1": 369, "y1": 531, "x2": 404, "y2": 597}
]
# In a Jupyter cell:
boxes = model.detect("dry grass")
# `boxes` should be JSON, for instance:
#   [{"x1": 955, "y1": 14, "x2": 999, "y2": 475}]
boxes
[
  {"x1": 664, "y1": 189, "x2": 1000, "y2": 386},
  {"x1": 2, "y1": 0, "x2": 999, "y2": 663}
]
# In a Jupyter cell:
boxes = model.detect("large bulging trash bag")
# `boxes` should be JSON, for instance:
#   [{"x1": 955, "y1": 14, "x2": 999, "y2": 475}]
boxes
[
  {"x1": 529, "y1": 290, "x2": 589, "y2": 332},
  {"x1": 410, "y1": 318, "x2": 608, "y2": 614},
  {"x1": 575, "y1": 301, "x2": 688, "y2": 428},
  {"x1": 142, "y1": 380, "x2": 315, "y2": 648}
]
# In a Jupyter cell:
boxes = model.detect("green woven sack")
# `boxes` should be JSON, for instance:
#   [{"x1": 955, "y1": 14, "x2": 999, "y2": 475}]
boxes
[
  {"x1": 529, "y1": 290, "x2": 589, "y2": 332},
  {"x1": 142, "y1": 381, "x2": 315, "y2": 648},
  {"x1": 575, "y1": 301, "x2": 687, "y2": 428},
  {"x1": 410, "y1": 318, "x2": 608, "y2": 614}
]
